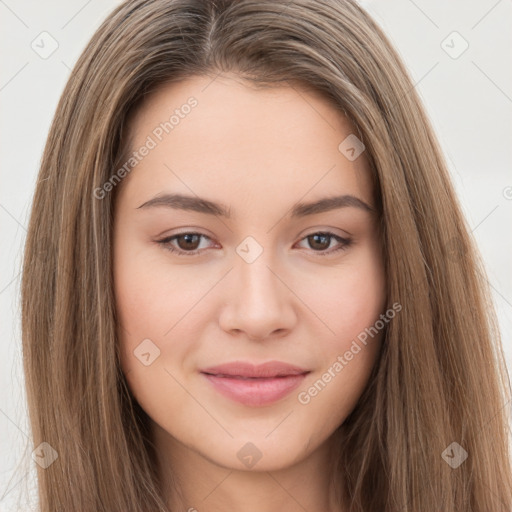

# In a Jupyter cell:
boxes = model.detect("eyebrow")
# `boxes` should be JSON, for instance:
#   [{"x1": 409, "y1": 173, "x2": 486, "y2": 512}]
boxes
[{"x1": 136, "y1": 193, "x2": 375, "y2": 218}]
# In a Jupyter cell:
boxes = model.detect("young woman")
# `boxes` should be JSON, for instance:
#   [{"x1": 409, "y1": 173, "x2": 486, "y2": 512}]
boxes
[{"x1": 20, "y1": 0, "x2": 512, "y2": 510}]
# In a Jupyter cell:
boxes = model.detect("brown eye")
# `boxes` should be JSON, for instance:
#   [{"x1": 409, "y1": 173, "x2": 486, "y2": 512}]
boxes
[
  {"x1": 175, "y1": 233, "x2": 201, "y2": 251},
  {"x1": 157, "y1": 231, "x2": 351, "y2": 258},
  {"x1": 307, "y1": 233, "x2": 331, "y2": 251},
  {"x1": 157, "y1": 233, "x2": 213, "y2": 255},
  {"x1": 296, "y1": 231, "x2": 352, "y2": 256}
]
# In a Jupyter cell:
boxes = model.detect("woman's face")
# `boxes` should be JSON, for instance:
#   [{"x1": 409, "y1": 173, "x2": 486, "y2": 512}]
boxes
[{"x1": 113, "y1": 74, "x2": 386, "y2": 473}]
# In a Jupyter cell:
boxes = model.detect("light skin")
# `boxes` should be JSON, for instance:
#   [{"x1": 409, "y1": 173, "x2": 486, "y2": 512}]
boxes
[{"x1": 113, "y1": 73, "x2": 386, "y2": 512}]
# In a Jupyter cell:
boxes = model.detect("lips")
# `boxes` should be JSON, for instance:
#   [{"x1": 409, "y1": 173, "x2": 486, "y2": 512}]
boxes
[
  {"x1": 201, "y1": 361, "x2": 309, "y2": 379},
  {"x1": 200, "y1": 361, "x2": 310, "y2": 406}
]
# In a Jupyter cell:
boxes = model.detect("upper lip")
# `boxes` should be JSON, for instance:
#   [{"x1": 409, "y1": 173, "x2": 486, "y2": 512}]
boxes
[{"x1": 200, "y1": 361, "x2": 310, "y2": 378}]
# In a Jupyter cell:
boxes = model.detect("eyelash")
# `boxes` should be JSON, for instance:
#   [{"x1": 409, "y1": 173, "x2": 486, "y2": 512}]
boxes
[{"x1": 156, "y1": 231, "x2": 352, "y2": 257}]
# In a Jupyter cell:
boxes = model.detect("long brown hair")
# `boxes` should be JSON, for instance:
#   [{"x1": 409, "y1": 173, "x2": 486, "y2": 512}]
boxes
[{"x1": 20, "y1": 0, "x2": 512, "y2": 510}]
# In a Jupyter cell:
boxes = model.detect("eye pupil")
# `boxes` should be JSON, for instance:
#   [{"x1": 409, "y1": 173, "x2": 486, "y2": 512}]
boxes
[
  {"x1": 178, "y1": 234, "x2": 200, "y2": 250},
  {"x1": 309, "y1": 233, "x2": 330, "y2": 251}
]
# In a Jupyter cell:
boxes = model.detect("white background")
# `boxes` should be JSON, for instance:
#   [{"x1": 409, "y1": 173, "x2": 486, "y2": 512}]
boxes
[{"x1": 1, "y1": 0, "x2": 511, "y2": 509}]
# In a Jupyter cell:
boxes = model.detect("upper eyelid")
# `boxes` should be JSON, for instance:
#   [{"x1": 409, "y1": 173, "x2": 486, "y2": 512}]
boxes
[
  {"x1": 158, "y1": 229, "x2": 348, "y2": 242},
  {"x1": 159, "y1": 224, "x2": 352, "y2": 240}
]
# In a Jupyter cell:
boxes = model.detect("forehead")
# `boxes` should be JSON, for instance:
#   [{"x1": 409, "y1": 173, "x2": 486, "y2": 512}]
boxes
[
  {"x1": 130, "y1": 73, "x2": 355, "y2": 146},
  {"x1": 118, "y1": 74, "x2": 374, "y2": 211}
]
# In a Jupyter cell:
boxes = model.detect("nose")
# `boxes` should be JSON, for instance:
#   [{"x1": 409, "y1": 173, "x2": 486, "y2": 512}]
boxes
[{"x1": 218, "y1": 252, "x2": 297, "y2": 341}]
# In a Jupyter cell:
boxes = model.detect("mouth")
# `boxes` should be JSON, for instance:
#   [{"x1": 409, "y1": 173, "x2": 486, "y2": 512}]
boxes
[
  {"x1": 200, "y1": 361, "x2": 310, "y2": 406},
  {"x1": 202, "y1": 374, "x2": 303, "y2": 379}
]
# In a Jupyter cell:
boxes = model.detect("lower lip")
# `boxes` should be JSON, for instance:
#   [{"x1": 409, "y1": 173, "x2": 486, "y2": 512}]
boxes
[{"x1": 202, "y1": 372, "x2": 308, "y2": 406}]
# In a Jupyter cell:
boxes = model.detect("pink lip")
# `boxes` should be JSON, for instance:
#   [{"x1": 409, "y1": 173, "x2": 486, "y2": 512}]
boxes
[{"x1": 200, "y1": 361, "x2": 310, "y2": 407}]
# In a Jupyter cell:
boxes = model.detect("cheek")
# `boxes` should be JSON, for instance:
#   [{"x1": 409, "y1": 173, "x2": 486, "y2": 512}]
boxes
[
  {"x1": 113, "y1": 233, "x2": 193, "y2": 339},
  {"x1": 113, "y1": 235, "x2": 212, "y2": 398},
  {"x1": 310, "y1": 244, "x2": 386, "y2": 344},
  {"x1": 113, "y1": 236, "x2": 172, "y2": 374},
  {"x1": 297, "y1": 245, "x2": 386, "y2": 420},
  {"x1": 113, "y1": 253, "x2": 193, "y2": 418}
]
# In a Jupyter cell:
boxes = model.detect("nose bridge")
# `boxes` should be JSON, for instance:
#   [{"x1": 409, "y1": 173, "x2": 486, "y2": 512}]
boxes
[
  {"x1": 236, "y1": 238, "x2": 285, "y2": 312},
  {"x1": 219, "y1": 236, "x2": 296, "y2": 339}
]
